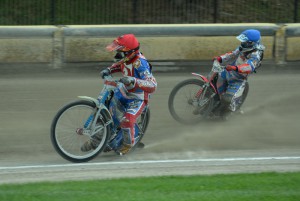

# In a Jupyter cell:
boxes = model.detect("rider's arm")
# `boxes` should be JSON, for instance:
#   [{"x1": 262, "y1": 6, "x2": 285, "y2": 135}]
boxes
[
  {"x1": 218, "y1": 48, "x2": 240, "y2": 64},
  {"x1": 100, "y1": 63, "x2": 121, "y2": 78},
  {"x1": 107, "y1": 63, "x2": 121, "y2": 74},
  {"x1": 235, "y1": 50, "x2": 264, "y2": 74},
  {"x1": 227, "y1": 64, "x2": 253, "y2": 74},
  {"x1": 135, "y1": 74, "x2": 157, "y2": 93},
  {"x1": 226, "y1": 62, "x2": 254, "y2": 74},
  {"x1": 130, "y1": 59, "x2": 157, "y2": 93}
]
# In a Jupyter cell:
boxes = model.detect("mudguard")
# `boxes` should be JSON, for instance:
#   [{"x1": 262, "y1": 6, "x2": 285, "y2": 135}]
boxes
[
  {"x1": 78, "y1": 96, "x2": 99, "y2": 106},
  {"x1": 191, "y1": 73, "x2": 218, "y2": 94}
]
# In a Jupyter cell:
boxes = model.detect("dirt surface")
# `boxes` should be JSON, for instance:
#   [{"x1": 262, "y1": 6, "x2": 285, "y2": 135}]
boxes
[{"x1": 0, "y1": 67, "x2": 300, "y2": 184}]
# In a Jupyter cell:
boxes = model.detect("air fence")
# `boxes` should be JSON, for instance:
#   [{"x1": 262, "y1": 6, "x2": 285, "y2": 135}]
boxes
[{"x1": 0, "y1": 23, "x2": 299, "y2": 70}]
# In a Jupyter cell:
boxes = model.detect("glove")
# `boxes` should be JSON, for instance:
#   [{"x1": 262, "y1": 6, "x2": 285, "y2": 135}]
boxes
[
  {"x1": 100, "y1": 68, "x2": 110, "y2": 79},
  {"x1": 119, "y1": 76, "x2": 135, "y2": 86},
  {"x1": 213, "y1": 56, "x2": 222, "y2": 63},
  {"x1": 226, "y1": 65, "x2": 238, "y2": 72}
]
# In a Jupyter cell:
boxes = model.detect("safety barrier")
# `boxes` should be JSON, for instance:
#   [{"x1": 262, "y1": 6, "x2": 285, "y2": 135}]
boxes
[{"x1": 0, "y1": 23, "x2": 298, "y2": 69}]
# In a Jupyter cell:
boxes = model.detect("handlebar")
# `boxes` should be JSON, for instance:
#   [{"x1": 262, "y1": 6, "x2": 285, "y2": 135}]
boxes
[
  {"x1": 102, "y1": 75, "x2": 119, "y2": 87},
  {"x1": 212, "y1": 60, "x2": 226, "y2": 73},
  {"x1": 102, "y1": 74, "x2": 113, "y2": 80}
]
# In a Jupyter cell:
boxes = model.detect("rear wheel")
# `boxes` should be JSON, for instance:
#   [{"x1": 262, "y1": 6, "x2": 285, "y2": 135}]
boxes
[
  {"x1": 168, "y1": 79, "x2": 215, "y2": 124},
  {"x1": 236, "y1": 82, "x2": 249, "y2": 111},
  {"x1": 133, "y1": 107, "x2": 150, "y2": 149}
]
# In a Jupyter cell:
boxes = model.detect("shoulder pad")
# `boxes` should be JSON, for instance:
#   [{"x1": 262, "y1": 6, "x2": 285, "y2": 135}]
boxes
[
  {"x1": 133, "y1": 59, "x2": 141, "y2": 69},
  {"x1": 256, "y1": 44, "x2": 265, "y2": 51}
]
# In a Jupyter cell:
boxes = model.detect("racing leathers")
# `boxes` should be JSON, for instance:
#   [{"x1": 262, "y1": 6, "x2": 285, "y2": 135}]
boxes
[
  {"x1": 106, "y1": 52, "x2": 157, "y2": 154},
  {"x1": 216, "y1": 45, "x2": 264, "y2": 115}
]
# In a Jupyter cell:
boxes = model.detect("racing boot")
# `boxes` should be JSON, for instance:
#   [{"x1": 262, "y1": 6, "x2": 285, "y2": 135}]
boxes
[
  {"x1": 217, "y1": 94, "x2": 232, "y2": 120},
  {"x1": 236, "y1": 108, "x2": 244, "y2": 115},
  {"x1": 116, "y1": 143, "x2": 132, "y2": 156},
  {"x1": 219, "y1": 106, "x2": 232, "y2": 121},
  {"x1": 104, "y1": 142, "x2": 144, "y2": 153},
  {"x1": 81, "y1": 133, "x2": 102, "y2": 152}
]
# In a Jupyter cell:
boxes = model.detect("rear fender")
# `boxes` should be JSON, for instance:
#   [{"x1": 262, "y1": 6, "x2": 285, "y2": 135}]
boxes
[
  {"x1": 192, "y1": 73, "x2": 209, "y2": 82},
  {"x1": 191, "y1": 73, "x2": 218, "y2": 93}
]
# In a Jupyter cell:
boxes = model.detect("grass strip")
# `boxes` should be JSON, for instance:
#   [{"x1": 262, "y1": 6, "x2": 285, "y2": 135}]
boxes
[{"x1": 0, "y1": 172, "x2": 299, "y2": 201}]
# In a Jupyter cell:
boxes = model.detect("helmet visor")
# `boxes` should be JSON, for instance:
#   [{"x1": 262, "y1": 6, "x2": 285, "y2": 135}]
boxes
[
  {"x1": 106, "y1": 40, "x2": 124, "y2": 52},
  {"x1": 236, "y1": 34, "x2": 248, "y2": 42}
]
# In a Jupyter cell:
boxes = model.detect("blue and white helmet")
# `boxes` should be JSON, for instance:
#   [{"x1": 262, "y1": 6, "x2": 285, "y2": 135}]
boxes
[{"x1": 237, "y1": 29, "x2": 263, "y2": 52}]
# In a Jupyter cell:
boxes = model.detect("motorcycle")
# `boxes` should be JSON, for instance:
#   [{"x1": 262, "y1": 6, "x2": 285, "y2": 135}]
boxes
[
  {"x1": 168, "y1": 60, "x2": 249, "y2": 124},
  {"x1": 50, "y1": 75, "x2": 150, "y2": 163}
]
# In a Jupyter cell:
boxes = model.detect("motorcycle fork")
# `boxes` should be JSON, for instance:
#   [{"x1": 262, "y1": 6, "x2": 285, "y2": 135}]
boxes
[
  {"x1": 194, "y1": 82, "x2": 210, "y2": 106},
  {"x1": 84, "y1": 105, "x2": 113, "y2": 138}
]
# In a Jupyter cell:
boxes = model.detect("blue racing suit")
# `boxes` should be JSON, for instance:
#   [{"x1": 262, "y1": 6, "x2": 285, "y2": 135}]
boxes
[{"x1": 216, "y1": 45, "x2": 264, "y2": 113}]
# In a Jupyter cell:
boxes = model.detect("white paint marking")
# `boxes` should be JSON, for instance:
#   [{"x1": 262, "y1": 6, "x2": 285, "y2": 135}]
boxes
[{"x1": 0, "y1": 156, "x2": 299, "y2": 171}]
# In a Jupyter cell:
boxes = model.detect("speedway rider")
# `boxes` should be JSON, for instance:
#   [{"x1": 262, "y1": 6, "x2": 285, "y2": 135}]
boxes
[
  {"x1": 81, "y1": 33, "x2": 157, "y2": 155},
  {"x1": 213, "y1": 29, "x2": 265, "y2": 118}
]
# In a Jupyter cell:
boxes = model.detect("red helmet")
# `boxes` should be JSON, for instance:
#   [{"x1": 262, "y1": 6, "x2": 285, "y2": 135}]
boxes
[
  {"x1": 106, "y1": 34, "x2": 140, "y2": 63},
  {"x1": 106, "y1": 34, "x2": 139, "y2": 52}
]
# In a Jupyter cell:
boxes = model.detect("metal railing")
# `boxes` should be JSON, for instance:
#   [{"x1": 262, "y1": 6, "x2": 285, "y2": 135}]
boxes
[{"x1": 0, "y1": 0, "x2": 298, "y2": 25}]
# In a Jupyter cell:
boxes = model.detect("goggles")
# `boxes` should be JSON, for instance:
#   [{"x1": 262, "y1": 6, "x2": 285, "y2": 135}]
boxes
[{"x1": 241, "y1": 41, "x2": 255, "y2": 48}]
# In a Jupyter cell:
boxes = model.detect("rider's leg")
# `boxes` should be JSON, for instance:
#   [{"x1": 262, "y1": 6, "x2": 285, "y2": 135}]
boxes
[
  {"x1": 81, "y1": 86, "x2": 127, "y2": 152},
  {"x1": 219, "y1": 81, "x2": 243, "y2": 118},
  {"x1": 117, "y1": 100, "x2": 146, "y2": 155}
]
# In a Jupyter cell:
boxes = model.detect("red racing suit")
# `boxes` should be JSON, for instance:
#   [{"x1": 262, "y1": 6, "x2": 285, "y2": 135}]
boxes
[{"x1": 107, "y1": 52, "x2": 157, "y2": 146}]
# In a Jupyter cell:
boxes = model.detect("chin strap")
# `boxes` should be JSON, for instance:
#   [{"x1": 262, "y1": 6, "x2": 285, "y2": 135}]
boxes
[{"x1": 124, "y1": 51, "x2": 138, "y2": 64}]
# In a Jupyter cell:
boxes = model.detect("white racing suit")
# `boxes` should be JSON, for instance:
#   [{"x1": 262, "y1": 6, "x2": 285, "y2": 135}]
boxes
[{"x1": 216, "y1": 45, "x2": 264, "y2": 115}]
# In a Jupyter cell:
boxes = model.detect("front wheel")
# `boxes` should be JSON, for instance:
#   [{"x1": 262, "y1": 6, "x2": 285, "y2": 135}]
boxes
[
  {"x1": 168, "y1": 79, "x2": 215, "y2": 124},
  {"x1": 50, "y1": 100, "x2": 110, "y2": 163}
]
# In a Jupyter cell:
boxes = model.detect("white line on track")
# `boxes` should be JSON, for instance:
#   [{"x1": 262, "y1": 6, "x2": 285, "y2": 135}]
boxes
[{"x1": 1, "y1": 156, "x2": 300, "y2": 170}]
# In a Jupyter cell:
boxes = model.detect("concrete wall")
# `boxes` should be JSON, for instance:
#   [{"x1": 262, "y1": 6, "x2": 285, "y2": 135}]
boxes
[
  {"x1": 0, "y1": 23, "x2": 298, "y2": 69},
  {"x1": 0, "y1": 26, "x2": 56, "y2": 63},
  {"x1": 285, "y1": 24, "x2": 300, "y2": 61}
]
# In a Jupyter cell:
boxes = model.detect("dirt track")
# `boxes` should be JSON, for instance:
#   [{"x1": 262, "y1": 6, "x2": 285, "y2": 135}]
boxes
[{"x1": 0, "y1": 68, "x2": 300, "y2": 184}]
